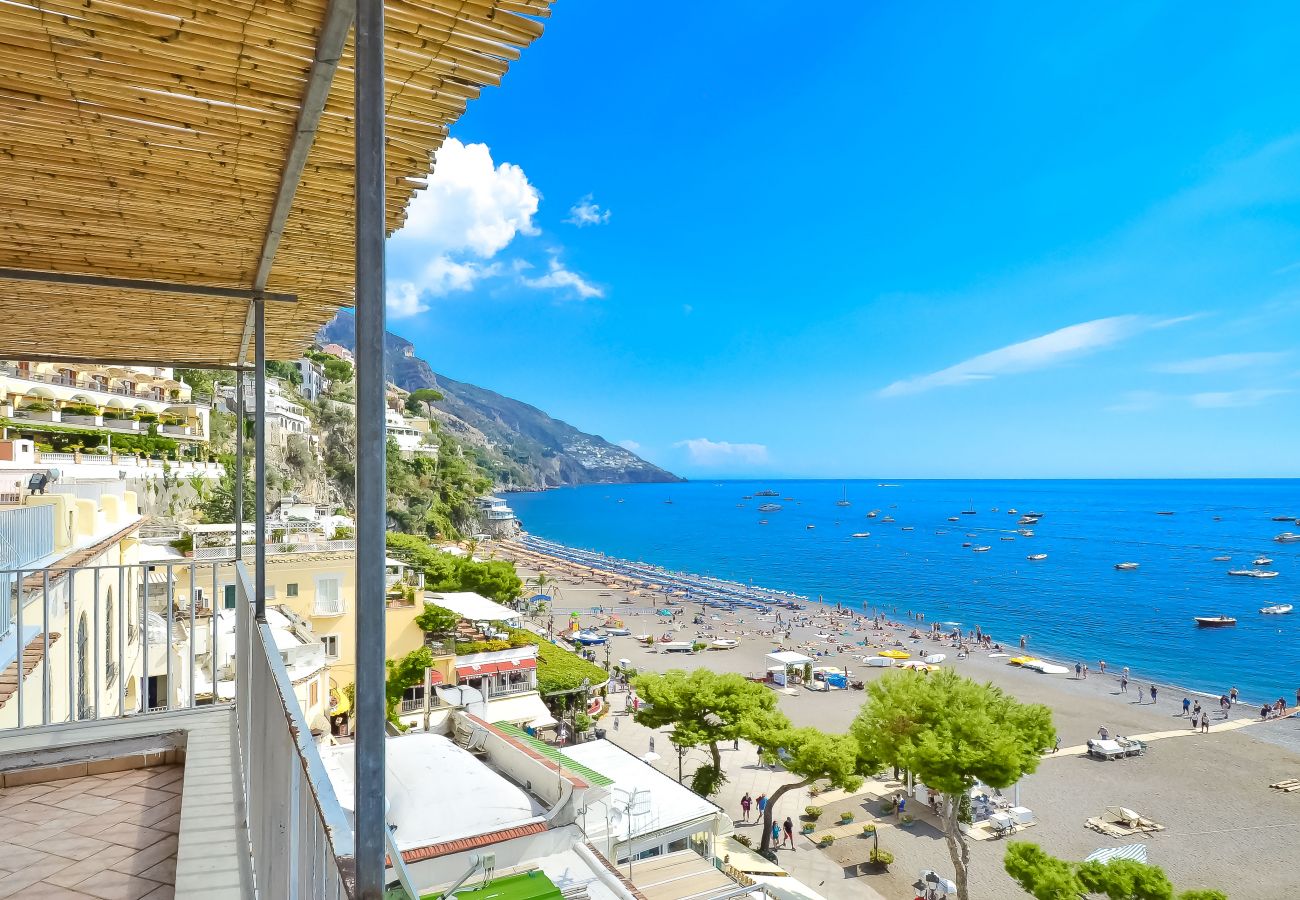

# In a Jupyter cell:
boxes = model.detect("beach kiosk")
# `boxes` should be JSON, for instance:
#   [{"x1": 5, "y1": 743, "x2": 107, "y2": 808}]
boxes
[{"x1": 766, "y1": 650, "x2": 813, "y2": 687}]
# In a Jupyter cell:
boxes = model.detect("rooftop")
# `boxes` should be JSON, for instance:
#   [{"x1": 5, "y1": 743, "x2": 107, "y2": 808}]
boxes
[{"x1": 429, "y1": 591, "x2": 521, "y2": 623}]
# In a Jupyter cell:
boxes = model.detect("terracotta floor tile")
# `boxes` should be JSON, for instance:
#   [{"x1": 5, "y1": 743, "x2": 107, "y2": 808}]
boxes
[
  {"x1": 67, "y1": 804, "x2": 149, "y2": 838},
  {"x1": 27, "y1": 833, "x2": 114, "y2": 862},
  {"x1": 133, "y1": 770, "x2": 183, "y2": 792},
  {"x1": 134, "y1": 857, "x2": 174, "y2": 885},
  {"x1": 93, "y1": 823, "x2": 171, "y2": 852},
  {"x1": 69, "y1": 870, "x2": 164, "y2": 900},
  {"x1": 54, "y1": 795, "x2": 135, "y2": 817},
  {"x1": 107, "y1": 836, "x2": 176, "y2": 876},
  {"x1": 0, "y1": 843, "x2": 56, "y2": 876},
  {"x1": 6, "y1": 883, "x2": 97, "y2": 899},
  {"x1": 2, "y1": 801, "x2": 67, "y2": 826},
  {"x1": 0, "y1": 855, "x2": 75, "y2": 899},
  {"x1": 137, "y1": 887, "x2": 174, "y2": 900},
  {"x1": 45, "y1": 845, "x2": 137, "y2": 888},
  {"x1": 102, "y1": 787, "x2": 173, "y2": 809},
  {"x1": 131, "y1": 796, "x2": 181, "y2": 830}
]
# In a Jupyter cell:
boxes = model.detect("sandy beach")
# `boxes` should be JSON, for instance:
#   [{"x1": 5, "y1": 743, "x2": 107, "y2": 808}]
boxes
[{"x1": 493, "y1": 536, "x2": 1300, "y2": 900}]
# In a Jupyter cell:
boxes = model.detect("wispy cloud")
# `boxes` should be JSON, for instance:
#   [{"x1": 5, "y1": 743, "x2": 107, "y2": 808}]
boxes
[
  {"x1": 1190, "y1": 388, "x2": 1292, "y2": 408},
  {"x1": 673, "y1": 438, "x2": 769, "y2": 467},
  {"x1": 878, "y1": 315, "x2": 1189, "y2": 398},
  {"x1": 520, "y1": 256, "x2": 605, "y2": 299},
  {"x1": 565, "y1": 194, "x2": 611, "y2": 227},
  {"x1": 1152, "y1": 351, "x2": 1288, "y2": 375},
  {"x1": 617, "y1": 439, "x2": 642, "y2": 452}
]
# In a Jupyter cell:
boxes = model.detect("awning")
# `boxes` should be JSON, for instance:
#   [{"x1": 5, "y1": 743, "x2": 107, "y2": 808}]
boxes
[
  {"x1": 457, "y1": 658, "x2": 537, "y2": 678},
  {"x1": 719, "y1": 835, "x2": 786, "y2": 875},
  {"x1": 1085, "y1": 844, "x2": 1149, "y2": 865},
  {"x1": 766, "y1": 650, "x2": 813, "y2": 667},
  {"x1": 489, "y1": 693, "x2": 557, "y2": 729}
]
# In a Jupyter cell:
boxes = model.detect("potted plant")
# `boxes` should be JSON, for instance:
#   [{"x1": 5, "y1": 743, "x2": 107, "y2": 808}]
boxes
[
  {"x1": 868, "y1": 848, "x2": 894, "y2": 868},
  {"x1": 899, "y1": 814, "x2": 915, "y2": 828},
  {"x1": 732, "y1": 834, "x2": 752, "y2": 848},
  {"x1": 818, "y1": 834, "x2": 835, "y2": 848},
  {"x1": 839, "y1": 811, "x2": 855, "y2": 824},
  {"x1": 861, "y1": 823, "x2": 876, "y2": 836},
  {"x1": 801, "y1": 822, "x2": 815, "y2": 834},
  {"x1": 804, "y1": 806, "x2": 822, "y2": 821}
]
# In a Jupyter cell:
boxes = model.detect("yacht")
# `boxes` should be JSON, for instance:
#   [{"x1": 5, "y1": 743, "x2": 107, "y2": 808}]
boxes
[
  {"x1": 1254, "y1": 557, "x2": 1273, "y2": 566},
  {"x1": 1212, "y1": 555, "x2": 1231, "y2": 562},
  {"x1": 948, "y1": 516, "x2": 960, "y2": 522},
  {"x1": 758, "y1": 503, "x2": 782, "y2": 512},
  {"x1": 1115, "y1": 562, "x2": 1140, "y2": 571},
  {"x1": 1260, "y1": 604, "x2": 1293, "y2": 615},
  {"x1": 881, "y1": 516, "x2": 895, "y2": 523},
  {"x1": 1018, "y1": 529, "x2": 1034, "y2": 537},
  {"x1": 973, "y1": 545, "x2": 991, "y2": 552},
  {"x1": 1018, "y1": 516, "x2": 1039, "y2": 525},
  {"x1": 755, "y1": 489, "x2": 780, "y2": 497},
  {"x1": 851, "y1": 532, "x2": 870, "y2": 538},
  {"x1": 836, "y1": 487, "x2": 851, "y2": 507},
  {"x1": 1027, "y1": 553, "x2": 1048, "y2": 561},
  {"x1": 867, "y1": 509, "x2": 880, "y2": 518},
  {"x1": 1274, "y1": 532, "x2": 1300, "y2": 543},
  {"x1": 1194, "y1": 615, "x2": 1236, "y2": 628},
  {"x1": 1229, "y1": 569, "x2": 1279, "y2": 578},
  {"x1": 1271, "y1": 515, "x2": 1294, "y2": 522}
]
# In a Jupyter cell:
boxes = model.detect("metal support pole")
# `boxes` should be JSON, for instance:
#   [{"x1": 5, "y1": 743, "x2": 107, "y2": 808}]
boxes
[
  {"x1": 254, "y1": 301, "x2": 267, "y2": 621},
  {"x1": 235, "y1": 369, "x2": 245, "y2": 562},
  {"x1": 354, "y1": 0, "x2": 388, "y2": 894}
]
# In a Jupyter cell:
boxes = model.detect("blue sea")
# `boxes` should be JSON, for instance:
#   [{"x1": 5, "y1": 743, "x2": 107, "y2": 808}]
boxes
[{"x1": 508, "y1": 480, "x2": 1300, "y2": 704}]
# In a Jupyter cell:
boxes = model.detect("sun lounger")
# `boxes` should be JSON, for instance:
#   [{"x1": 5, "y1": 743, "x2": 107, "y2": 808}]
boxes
[{"x1": 1088, "y1": 739, "x2": 1127, "y2": 760}]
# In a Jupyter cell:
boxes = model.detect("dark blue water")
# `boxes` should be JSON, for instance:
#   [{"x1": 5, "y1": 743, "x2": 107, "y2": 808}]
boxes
[{"x1": 509, "y1": 480, "x2": 1300, "y2": 703}]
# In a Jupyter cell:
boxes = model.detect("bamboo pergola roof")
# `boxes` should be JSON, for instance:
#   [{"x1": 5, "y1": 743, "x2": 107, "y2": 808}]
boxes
[{"x1": 0, "y1": 0, "x2": 551, "y2": 366}]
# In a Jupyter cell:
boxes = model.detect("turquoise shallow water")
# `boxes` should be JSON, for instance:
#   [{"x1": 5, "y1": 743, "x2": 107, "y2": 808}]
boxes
[{"x1": 508, "y1": 479, "x2": 1300, "y2": 704}]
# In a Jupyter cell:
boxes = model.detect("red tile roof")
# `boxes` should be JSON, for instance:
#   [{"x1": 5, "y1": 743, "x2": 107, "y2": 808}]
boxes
[
  {"x1": 456, "y1": 657, "x2": 537, "y2": 678},
  {"x1": 0, "y1": 633, "x2": 61, "y2": 710},
  {"x1": 396, "y1": 822, "x2": 548, "y2": 864}
]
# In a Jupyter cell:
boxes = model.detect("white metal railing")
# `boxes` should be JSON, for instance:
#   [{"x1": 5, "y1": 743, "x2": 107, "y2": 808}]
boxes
[
  {"x1": 51, "y1": 481, "x2": 127, "y2": 503},
  {"x1": 38, "y1": 451, "x2": 77, "y2": 464},
  {"x1": 0, "y1": 505, "x2": 55, "y2": 638},
  {"x1": 234, "y1": 561, "x2": 354, "y2": 898},
  {"x1": 194, "y1": 538, "x2": 356, "y2": 561},
  {"x1": 0, "y1": 560, "x2": 220, "y2": 727}
]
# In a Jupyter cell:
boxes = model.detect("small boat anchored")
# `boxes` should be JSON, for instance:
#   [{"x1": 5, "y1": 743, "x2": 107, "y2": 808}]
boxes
[
  {"x1": 972, "y1": 545, "x2": 992, "y2": 552},
  {"x1": 1027, "y1": 553, "x2": 1048, "y2": 561},
  {"x1": 1260, "y1": 604, "x2": 1293, "y2": 615},
  {"x1": 1254, "y1": 557, "x2": 1274, "y2": 566},
  {"x1": 1115, "y1": 562, "x2": 1140, "y2": 571},
  {"x1": 836, "y1": 487, "x2": 852, "y2": 508},
  {"x1": 1229, "y1": 569, "x2": 1279, "y2": 578},
  {"x1": 1194, "y1": 615, "x2": 1236, "y2": 628},
  {"x1": 1275, "y1": 532, "x2": 1300, "y2": 543},
  {"x1": 851, "y1": 532, "x2": 871, "y2": 538},
  {"x1": 1212, "y1": 555, "x2": 1231, "y2": 562}
]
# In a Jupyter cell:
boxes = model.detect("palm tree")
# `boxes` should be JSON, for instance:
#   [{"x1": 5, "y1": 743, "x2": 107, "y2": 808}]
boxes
[{"x1": 528, "y1": 571, "x2": 559, "y2": 615}]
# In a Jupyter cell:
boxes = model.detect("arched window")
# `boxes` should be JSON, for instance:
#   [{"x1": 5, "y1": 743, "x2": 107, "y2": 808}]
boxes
[
  {"x1": 105, "y1": 587, "x2": 115, "y2": 683},
  {"x1": 77, "y1": 613, "x2": 89, "y2": 720}
]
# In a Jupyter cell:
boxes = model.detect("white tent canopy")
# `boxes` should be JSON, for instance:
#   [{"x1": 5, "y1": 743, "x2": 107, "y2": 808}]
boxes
[
  {"x1": 428, "y1": 591, "x2": 520, "y2": 623},
  {"x1": 766, "y1": 650, "x2": 813, "y2": 668},
  {"x1": 1085, "y1": 844, "x2": 1149, "y2": 865}
]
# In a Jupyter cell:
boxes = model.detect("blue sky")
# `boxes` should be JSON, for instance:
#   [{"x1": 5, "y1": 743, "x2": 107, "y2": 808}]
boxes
[{"x1": 383, "y1": 2, "x2": 1300, "y2": 479}]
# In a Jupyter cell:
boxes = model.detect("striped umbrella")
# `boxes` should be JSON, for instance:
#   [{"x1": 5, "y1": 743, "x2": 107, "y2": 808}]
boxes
[{"x1": 1085, "y1": 844, "x2": 1149, "y2": 865}]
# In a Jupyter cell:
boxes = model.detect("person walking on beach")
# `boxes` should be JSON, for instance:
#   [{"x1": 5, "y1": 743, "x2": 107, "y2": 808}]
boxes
[
  {"x1": 1201, "y1": 712, "x2": 1210, "y2": 733},
  {"x1": 1122, "y1": 666, "x2": 1130, "y2": 680},
  {"x1": 772, "y1": 821, "x2": 782, "y2": 847},
  {"x1": 783, "y1": 816, "x2": 795, "y2": 848},
  {"x1": 1149, "y1": 685, "x2": 1158, "y2": 705},
  {"x1": 1099, "y1": 660, "x2": 1107, "y2": 674},
  {"x1": 1120, "y1": 675, "x2": 1129, "y2": 694},
  {"x1": 1097, "y1": 725, "x2": 1110, "y2": 740},
  {"x1": 1192, "y1": 700, "x2": 1202, "y2": 720},
  {"x1": 1075, "y1": 663, "x2": 1082, "y2": 679},
  {"x1": 1083, "y1": 664, "x2": 1089, "y2": 680},
  {"x1": 1182, "y1": 697, "x2": 1191, "y2": 717},
  {"x1": 741, "y1": 793, "x2": 752, "y2": 822},
  {"x1": 756, "y1": 794, "x2": 767, "y2": 819},
  {"x1": 1230, "y1": 686, "x2": 1239, "y2": 705},
  {"x1": 1020, "y1": 635, "x2": 1027, "y2": 650}
]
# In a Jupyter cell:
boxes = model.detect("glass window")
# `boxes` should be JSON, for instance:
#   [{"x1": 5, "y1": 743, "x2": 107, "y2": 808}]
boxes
[
  {"x1": 286, "y1": 583, "x2": 299, "y2": 597},
  {"x1": 314, "y1": 577, "x2": 343, "y2": 616},
  {"x1": 321, "y1": 635, "x2": 339, "y2": 658},
  {"x1": 223, "y1": 584, "x2": 236, "y2": 610}
]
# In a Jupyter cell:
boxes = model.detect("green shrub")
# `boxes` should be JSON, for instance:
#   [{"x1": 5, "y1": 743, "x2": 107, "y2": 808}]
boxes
[
  {"x1": 691, "y1": 641, "x2": 707, "y2": 653},
  {"x1": 879, "y1": 799, "x2": 896, "y2": 815},
  {"x1": 862, "y1": 823, "x2": 876, "y2": 835},
  {"x1": 839, "y1": 811, "x2": 855, "y2": 823},
  {"x1": 899, "y1": 814, "x2": 915, "y2": 827},
  {"x1": 22, "y1": 402, "x2": 51, "y2": 413},
  {"x1": 819, "y1": 834, "x2": 835, "y2": 847},
  {"x1": 732, "y1": 834, "x2": 751, "y2": 848},
  {"x1": 801, "y1": 822, "x2": 815, "y2": 834},
  {"x1": 805, "y1": 806, "x2": 823, "y2": 820},
  {"x1": 62, "y1": 403, "x2": 98, "y2": 417},
  {"x1": 869, "y1": 848, "x2": 893, "y2": 866}
]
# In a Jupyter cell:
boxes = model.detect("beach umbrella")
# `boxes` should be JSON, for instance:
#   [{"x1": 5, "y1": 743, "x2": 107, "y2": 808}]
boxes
[
  {"x1": 1084, "y1": 844, "x2": 1148, "y2": 865},
  {"x1": 529, "y1": 594, "x2": 551, "y2": 602},
  {"x1": 658, "y1": 609, "x2": 673, "y2": 617}
]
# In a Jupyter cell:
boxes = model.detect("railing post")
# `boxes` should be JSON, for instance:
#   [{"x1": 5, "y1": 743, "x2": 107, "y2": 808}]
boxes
[
  {"x1": 355, "y1": 0, "x2": 388, "y2": 893},
  {"x1": 235, "y1": 369, "x2": 245, "y2": 562},
  {"x1": 254, "y1": 303, "x2": 267, "y2": 622}
]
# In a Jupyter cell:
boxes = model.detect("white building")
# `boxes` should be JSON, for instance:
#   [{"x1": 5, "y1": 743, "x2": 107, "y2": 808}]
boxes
[
  {"x1": 386, "y1": 408, "x2": 437, "y2": 459},
  {"x1": 222, "y1": 377, "x2": 311, "y2": 446},
  {"x1": 294, "y1": 357, "x2": 329, "y2": 401}
]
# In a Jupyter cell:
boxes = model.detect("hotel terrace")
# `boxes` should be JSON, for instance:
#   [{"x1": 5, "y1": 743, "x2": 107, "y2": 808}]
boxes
[{"x1": 0, "y1": 0, "x2": 559, "y2": 897}]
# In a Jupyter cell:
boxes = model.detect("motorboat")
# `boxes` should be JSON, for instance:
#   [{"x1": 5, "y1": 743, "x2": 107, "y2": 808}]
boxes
[
  {"x1": 901, "y1": 526, "x2": 914, "y2": 531},
  {"x1": 881, "y1": 515, "x2": 895, "y2": 523},
  {"x1": 961, "y1": 542, "x2": 972, "y2": 548},
  {"x1": 1212, "y1": 555, "x2": 1231, "y2": 562},
  {"x1": 851, "y1": 532, "x2": 870, "y2": 538},
  {"x1": 948, "y1": 516, "x2": 960, "y2": 522},
  {"x1": 1254, "y1": 557, "x2": 1274, "y2": 566},
  {"x1": 1018, "y1": 516, "x2": 1038, "y2": 525},
  {"x1": 1018, "y1": 529, "x2": 1034, "y2": 537},
  {"x1": 1261, "y1": 604, "x2": 1293, "y2": 615},
  {"x1": 867, "y1": 509, "x2": 880, "y2": 518},
  {"x1": 973, "y1": 545, "x2": 992, "y2": 552},
  {"x1": 966, "y1": 532, "x2": 979, "y2": 537},
  {"x1": 758, "y1": 519, "x2": 768, "y2": 525},
  {"x1": 806, "y1": 524, "x2": 815, "y2": 529},
  {"x1": 1027, "y1": 553, "x2": 1048, "y2": 561},
  {"x1": 755, "y1": 489, "x2": 780, "y2": 497},
  {"x1": 1156, "y1": 511, "x2": 1175, "y2": 516},
  {"x1": 1229, "y1": 569, "x2": 1279, "y2": 578},
  {"x1": 1115, "y1": 562, "x2": 1140, "y2": 571},
  {"x1": 605, "y1": 626, "x2": 631, "y2": 636},
  {"x1": 758, "y1": 503, "x2": 782, "y2": 512},
  {"x1": 710, "y1": 638, "x2": 739, "y2": 650},
  {"x1": 1007, "y1": 508, "x2": 1019, "y2": 514},
  {"x1": 1194, "y1": 616, "x2": 1236, "y2": 627},
  {"x1": 1275, "y1": 532, "x2": 1300, "y2": 543},
  {"x1": 573, "y1": 630, "x2": 608, "y2": 645},
  {"x1": 1026, "y1": 511, "x2": 1044, "y2": 518},
  {"x1": 1272, "y1": 515, "x2": 1295, "y2": 522},
  {"x1": 1000, "y1": 536, "x2": 1016, "y2": 541}
]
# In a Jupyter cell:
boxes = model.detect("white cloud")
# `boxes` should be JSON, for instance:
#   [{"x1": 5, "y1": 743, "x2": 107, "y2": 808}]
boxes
[
  {"x1": 1106, "y1": 390, "x2": 1164, "y2": 413},
  {"x1": 386, "y1": 139, "x2": 540, "y2": 317},
  {"x1": 878, "y1": 315, "x2": 1189, "y2": 398},
  {"x1": 565, "y1": 194, "x2": 611, "y2": 227},
  {"x1": 399, "y1": 139, "x2": 539, "y2": 256},
  {"x1": 673, "y1": 438, "x2": 770, "y2": 467},
  {"x1": 617, "y1": 439, "x2": 642, "y2": 452},
  {"x1": 520, "y1": 257, "x2": 605, "y2": 300},
  {"x1": 1190, "y1": 388, "x2": 1292, "y2": 408},
  {"x1": 386, "y1": 282, "x2": 427, "y2": 318},
  {"x1": 1152, "y1": 351, "x2": 1288, "y2": 374}
]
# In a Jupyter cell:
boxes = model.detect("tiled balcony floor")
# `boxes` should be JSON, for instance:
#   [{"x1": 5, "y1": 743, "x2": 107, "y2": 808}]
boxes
[{"x1": 0, "y1": 764, "x2": 182, "y2": 899}]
